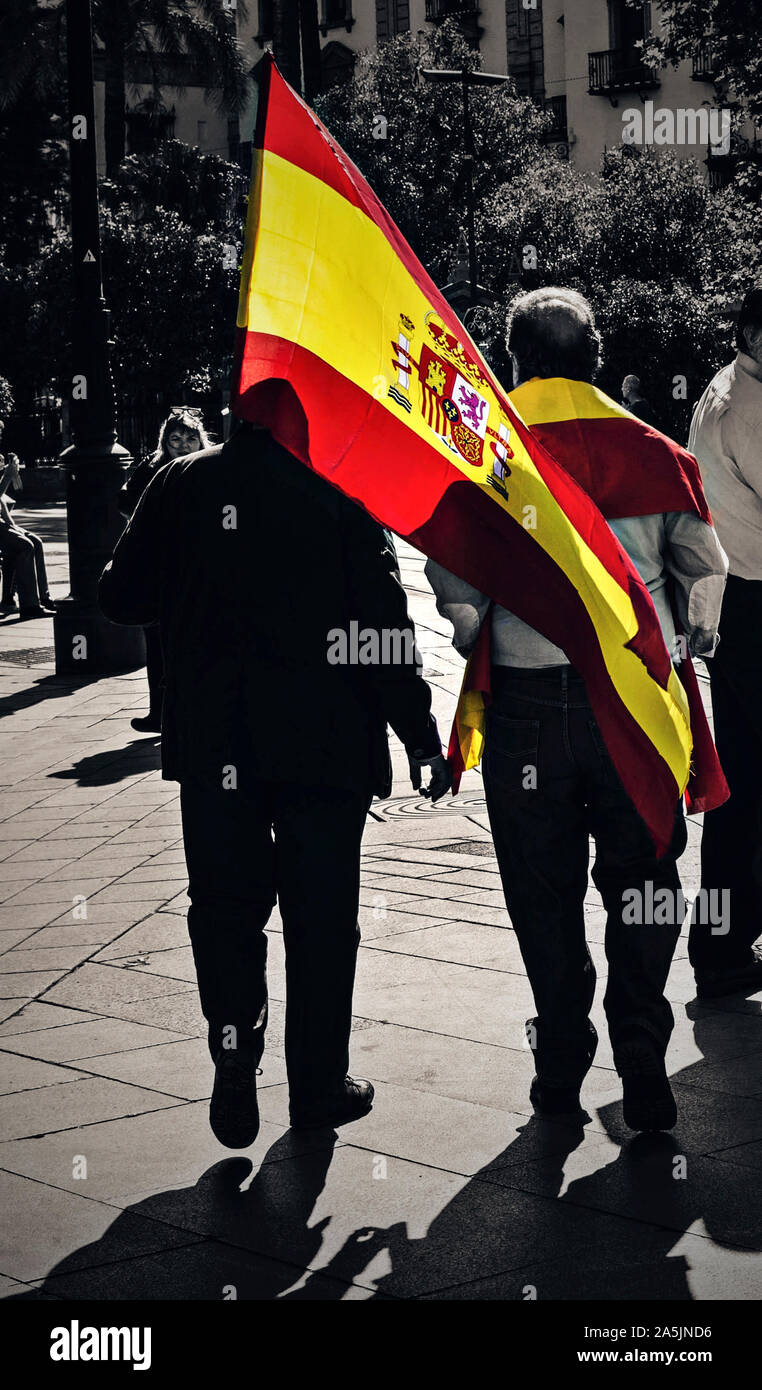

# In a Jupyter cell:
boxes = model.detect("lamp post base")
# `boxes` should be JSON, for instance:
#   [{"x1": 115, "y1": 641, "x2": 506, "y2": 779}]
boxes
[
  {"x1": 54, "y1": 598, "x2": 146, "y2": 675},
  {"x1": 54, "y1": 440, "x2": 146, "y2": 676}
]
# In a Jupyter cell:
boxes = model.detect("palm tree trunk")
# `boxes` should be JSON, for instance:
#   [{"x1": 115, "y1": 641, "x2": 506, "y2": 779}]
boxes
[
  {"x1": 103, "y1": 28, "x2": 126, "y2": 176},
  {"x1": 299, "y1": 0, "x2": 322, "y2": 105},
  {"x1": 273, "y1": 0, "x2": 302, "y2": 92}
]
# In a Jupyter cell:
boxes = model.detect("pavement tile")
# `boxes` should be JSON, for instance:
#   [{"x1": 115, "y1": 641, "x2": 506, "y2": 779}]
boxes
[
  {"x1": 121, "y1": 946, "x2": 196, "y2": 984},
  {"x1": 482, "y1": 1138, "x2": 762, "y2": 1253},
  {"x1": 24, "y1": 921, "x2": 132, "y2": 949},
  {"x1": 0, "y1": 1103, "x2": 340, "y2": 1207},
  {"x1": 84, "y1": 990, "x2": 206, "y2": 1036},
  {"x1": 41, "y1": 962, "x2": 195, "y2": 1012},
  {"x1": 93, "y1": 881, "x2": 185, "y2": 905},
  {"x1": 37, "y1": 1239, "x2": 376, "y2": 1301},
  {"x1": 93, "y1": 916, "x2": 191, "y2": 962},
  {"x1": 0, "y1": 1002, "x2": 106, "y2": 1036},
  {"x1": 0, "y1": 1076, "x2": 181, "y2": 1141},
  {"x1": 4, "y1": 877, "x2": 113, "y2": 907},
  {"x1": 401, "y1": 895, "x2": 510, "y2": 927},
  {"x1": 46, "y1": 900, "x2": 169, "y2": 929},
  {"x1": 418, "y1": 1231, "x2": 762, "y2": 1301},
  {"x1": 0, "y1": 904, "x2": 78, "y2": 932},
  {"x1": 0, "y1": 970, "x2": 68, "y2": 1000},
  {"x1": 0, "y1": 929, "x2": 40, "y2": 952},
  {"x1": 0, "y1": 1001, "x2": 30, "y2": 1025},
  {"x1": 361, "y1": 920, "x2": 528, "y2": 972},
  {"x1": 0, "y1": 1170, "x2": 203, "y2": 1284},
  {"x1": 708, "y1": 1139, "x2": 762, "y2": 1172},
  {"x1": 72, "y1": 1039, "x2": 221, "y2": 1100},
  {"x1": 351, "y1": 948, "x2": 534, "y2": 1044},
  {"x1": 0, "y1": 945, "x2": 95, "y2": 973},
  {"x1": 0, "y1": 1017, "x2": 189, "y2": 1061},
  {"x1": 0, "y1": 1055, "x2": 87, "y2": 1094}
]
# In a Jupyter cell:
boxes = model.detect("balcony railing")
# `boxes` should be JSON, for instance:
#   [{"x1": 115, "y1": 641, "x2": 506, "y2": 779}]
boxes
[
  {"x1": 542, "y1": 94, "x2": 568, "y2": 143},
  {"x1": 425, "y1": 0, "x2": 480, "y2": 20},
  {"x1": 706, "y1": 151, "x2": 734, "y2": 190},
  {"x1": 693, "y1": 39, "x2": 719, "y2": 82},
  {"x1": 588, "y1": 48, "x2": 660, "y2": 95}
]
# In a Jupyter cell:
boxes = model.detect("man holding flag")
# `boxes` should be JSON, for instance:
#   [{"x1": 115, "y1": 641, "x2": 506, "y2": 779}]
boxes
[{"x1": 428, "y1": 288, "x2": 728, "y2": 1132}]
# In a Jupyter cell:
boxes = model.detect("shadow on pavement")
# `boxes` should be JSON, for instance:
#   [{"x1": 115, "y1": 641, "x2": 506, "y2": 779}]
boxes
[
  {"x1": 5, "y1": 1010, "x2": 761, "y2": 1301},
  {"x1": 47, "y1": 739, "x2": 161, "y2": 785},
  {"x1": 0, "y1": 672, "x2": 101, "y2": 720}
]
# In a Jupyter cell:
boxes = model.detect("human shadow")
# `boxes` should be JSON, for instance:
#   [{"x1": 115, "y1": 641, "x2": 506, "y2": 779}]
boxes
[
  {"x1": 295, "y1": 1004, "x2": 762, "y2": 1300},
  {"x1": 5, "y1": 1007, "x2": 760, "y2": 1302},
  {"x1": 0, "y1": 671, "x2": 101, "y2": 720},
  {"x1": 47, "y1": 739, "x2": 161, "y2": 785},
  {"x1": 7, "y1": 1132, "x2": 348, "y2": 1302}
]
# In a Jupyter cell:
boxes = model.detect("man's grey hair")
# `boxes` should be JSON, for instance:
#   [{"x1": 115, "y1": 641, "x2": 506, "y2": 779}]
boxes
[
  {"x1": 622, "y1": 374, "x2": 641, "y2": 395},
  {"x1": 505, "y1": 287, "x2": 603, "y2": 384}
]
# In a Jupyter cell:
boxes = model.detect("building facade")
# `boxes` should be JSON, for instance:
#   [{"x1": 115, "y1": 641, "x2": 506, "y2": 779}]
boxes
[{"x1": 94, "y1": 1, "x2": 744, "y2": 185}]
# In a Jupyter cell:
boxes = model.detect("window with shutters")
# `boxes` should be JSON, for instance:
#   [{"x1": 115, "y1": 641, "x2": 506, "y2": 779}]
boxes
[{"x1": 376, "y1": 0, "x2": 411, "y2": 40}]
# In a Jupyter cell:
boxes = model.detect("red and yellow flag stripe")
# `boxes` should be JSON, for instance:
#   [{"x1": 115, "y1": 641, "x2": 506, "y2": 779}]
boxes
[{"x1": 231, "y1": 56, "x2": 692, "y2": 853}]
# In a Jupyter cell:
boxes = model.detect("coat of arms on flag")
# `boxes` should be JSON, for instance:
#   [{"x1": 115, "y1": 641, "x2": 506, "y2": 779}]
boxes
[{"x1": 389, "y1": 312, "x2": 514, "y2": 498}]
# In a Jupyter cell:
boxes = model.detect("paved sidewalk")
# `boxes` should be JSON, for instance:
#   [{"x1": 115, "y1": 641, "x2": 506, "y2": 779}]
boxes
[{"x1": 0, "y1": 505, "x2": 760, "y2": 1301}]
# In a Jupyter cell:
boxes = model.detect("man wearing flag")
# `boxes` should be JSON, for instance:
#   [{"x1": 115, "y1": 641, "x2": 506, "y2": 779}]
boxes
[{"x1": 427, "y1": 288, "x2": 728, "y2": 1133}]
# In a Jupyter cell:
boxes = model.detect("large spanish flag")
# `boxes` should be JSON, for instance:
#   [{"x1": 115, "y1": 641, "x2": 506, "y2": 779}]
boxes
[{"x1": 231, "y1": 55, "x2": 695, "y2": 854}]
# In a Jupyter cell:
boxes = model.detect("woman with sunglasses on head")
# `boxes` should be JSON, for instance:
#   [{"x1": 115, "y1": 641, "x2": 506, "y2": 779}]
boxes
[{"x1": 120, "y1": 407, "x2": 210, "y2": 732}]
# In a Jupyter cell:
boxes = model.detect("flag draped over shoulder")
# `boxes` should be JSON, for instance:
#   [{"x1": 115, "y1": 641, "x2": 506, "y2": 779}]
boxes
[
  {"x1": 231, "y1": 54, "x2": 700, "y2": 855},
  {"x1": 450, "y1": 379, "x2": 729, "y2": 819}
]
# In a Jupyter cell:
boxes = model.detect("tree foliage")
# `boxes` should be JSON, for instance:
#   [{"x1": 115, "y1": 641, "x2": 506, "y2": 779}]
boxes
[
  {"x1": 473, "y1": 147, "x2": 762, "y2": 438},
  {"x1": 314, "y1": 20, "x2": 549, "y2": 286},
  {"x1": 640, "y1": 0, "x2": 762, "y2": 122}
]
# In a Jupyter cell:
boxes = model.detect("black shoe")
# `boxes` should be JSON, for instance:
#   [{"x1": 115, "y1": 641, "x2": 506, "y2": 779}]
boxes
[
  {"x1": 529, "y1": 1076, "x2": 583, "y2": 1117},
  {"x1": 209, "y1": 1050, "x2": 260, "y2": 1149},
  {"x1": 617, "y1": 1038, "x2": 677, "y2": 1132},
  {"x1": 41, "y1": 597, "x2": 57, "y2": 612},
  {"x1": 131, "y1": 713, "x2": 162, "y2": 733},
  {"x1": 695, "y1": 946, "x2": 762, "y2": 1000},
  {"x1": 290, "y1": 1076, "x2": 374, "y2": 1130}
]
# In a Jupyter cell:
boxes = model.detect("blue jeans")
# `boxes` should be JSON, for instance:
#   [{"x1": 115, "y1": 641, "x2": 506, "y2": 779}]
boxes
[{"x1": 483, "y1": 665, "x2": 687, "y2": 1087}]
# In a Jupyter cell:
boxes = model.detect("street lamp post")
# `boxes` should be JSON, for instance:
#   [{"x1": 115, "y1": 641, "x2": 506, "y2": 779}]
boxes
[
  {"x1": 54, "y1": 0, "x2": 145, "y2": 675},
  {"x1": 418, "y1": 66, "x2": 509, "y2": 311}
]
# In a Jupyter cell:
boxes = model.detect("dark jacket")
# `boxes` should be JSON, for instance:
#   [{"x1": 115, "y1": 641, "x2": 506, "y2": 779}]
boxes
[
  {"x1": 119, "y1": 455, "x2": 161, "y2": 518},
  {"x1": 99, "y1": 425, "x2": 441, "y2": 796}
]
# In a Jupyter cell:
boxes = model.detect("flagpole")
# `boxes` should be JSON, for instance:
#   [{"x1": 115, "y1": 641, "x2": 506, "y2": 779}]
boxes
[{"x1": 53, "y1": 0, "x2": 144, "y2": 675}]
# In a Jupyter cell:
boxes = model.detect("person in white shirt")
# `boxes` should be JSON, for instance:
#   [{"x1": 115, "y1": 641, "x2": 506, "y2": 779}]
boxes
[{"x1": 687, "y1": 286, "x2": 762, "y2": 999}]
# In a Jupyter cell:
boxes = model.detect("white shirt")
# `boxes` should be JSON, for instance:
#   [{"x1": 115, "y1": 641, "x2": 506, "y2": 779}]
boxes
[{"x1": 689, "y1": 352, "x2": 762, "y2": 580}]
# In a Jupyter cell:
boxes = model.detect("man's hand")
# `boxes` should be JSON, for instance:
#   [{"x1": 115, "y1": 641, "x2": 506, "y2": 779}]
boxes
[{"x1": 408, "y1": 752, "x2": 452, "y2": 803}]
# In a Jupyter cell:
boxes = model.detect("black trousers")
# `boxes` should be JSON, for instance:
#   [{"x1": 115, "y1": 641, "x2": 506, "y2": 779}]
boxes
[
  {"x1": 482, "y1": 665, "x2": 687, "y2": 1087},
  {"x1": 180, "y1": 773, "x2": 370, "y2": 1110},
  {"x1": 0, "y1": 527, "x2": 50, "y2": 608},
  {"x1": 690, "y1": 575, "x2": 762, "y2": 970}
]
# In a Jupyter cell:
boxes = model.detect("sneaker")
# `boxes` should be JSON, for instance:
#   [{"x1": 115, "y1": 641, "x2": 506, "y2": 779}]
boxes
[
  {"x1": 617, "y1": 1038, "x2": 677, "y2": 1132},
  {"x1": 209, "y1": 1050, "x2": 260, "y2": 1149},
  {"x1": 131, "y1": 713, "x2": 162, "y2": 733},
  {"x1": 0, "y1": 600, "x2": 18, "y2": 614},
  {"x1": 529, "y1": 1076, "x2": 583, "y2": 1117},
  {"x1": 290, "y1": 1076, "x2": 374, "y2": 1130},
  {"x1": 695, "y1": 945, "x2": 762, "y2": 1000}
]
